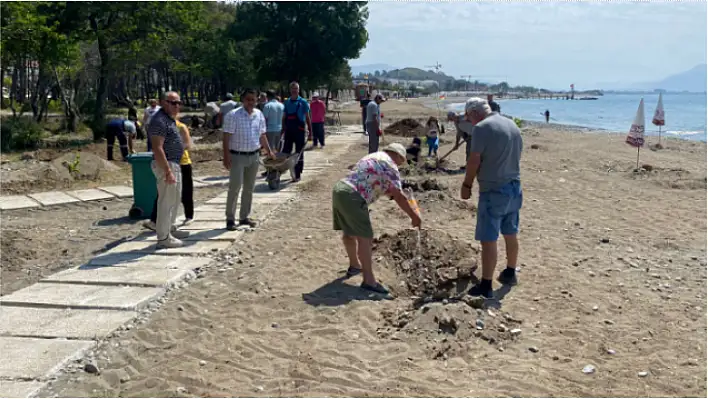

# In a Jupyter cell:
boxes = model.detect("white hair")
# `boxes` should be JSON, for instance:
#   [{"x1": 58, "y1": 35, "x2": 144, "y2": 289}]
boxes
[{"x1": 464, "y1": 97, "x2": 492, "y2": 115}]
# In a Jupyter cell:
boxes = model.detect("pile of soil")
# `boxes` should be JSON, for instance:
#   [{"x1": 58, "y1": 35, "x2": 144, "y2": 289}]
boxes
[
  {"x1": 373, "y1": 229, "x2": 477, "y2": 299},
  {"x1": 190, "y1": 127, "x2": 222, "y2": 144},
  {"x1": 401, "y1": 158, "x2": 462, "y2": 176},
  {"x1": 629, "y1": 166, "x2": 707, "y2": 190},
  {"x1": 375, "y1": 229, "x2": 523, "y2": 359},
  {"x1": 384, "y1": 118, "x2": 427, "y2": 137},
  {"x1": 415, "y1": 190, "x2": 476, "y2": 214},
  {"x1": 401, "y1": 178, "x2": 446, "y2": 192},
  {"x1": 52, "y1": 152, "x2": 120, "y2": 180}
]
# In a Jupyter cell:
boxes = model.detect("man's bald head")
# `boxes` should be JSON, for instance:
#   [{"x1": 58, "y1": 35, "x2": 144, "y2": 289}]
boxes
[{"x1": 160, "y1": 91, "x2": 181, "y2": 117}]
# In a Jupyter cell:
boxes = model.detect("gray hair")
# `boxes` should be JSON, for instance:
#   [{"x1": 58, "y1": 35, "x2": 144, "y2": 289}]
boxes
[
  {"x1": 161, "y1": 91, "x2": 179, "y2": 101},
  {"x1": 464, "y1": 97, "x2": 491, "y2": 115}
]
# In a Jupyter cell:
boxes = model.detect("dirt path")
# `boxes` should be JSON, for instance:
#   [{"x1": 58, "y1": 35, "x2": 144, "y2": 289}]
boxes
[{"x1": 38, "y1": 125, "x2": 706, "y2": 398}]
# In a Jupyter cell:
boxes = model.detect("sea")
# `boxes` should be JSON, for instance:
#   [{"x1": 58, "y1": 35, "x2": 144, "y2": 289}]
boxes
[{"x1": 446, "y1": 93, "x2": 707, "y2": 142}]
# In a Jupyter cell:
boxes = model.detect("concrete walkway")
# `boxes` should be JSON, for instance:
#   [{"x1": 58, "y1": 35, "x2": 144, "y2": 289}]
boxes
[{"x1": 0, "y1": 133, "x2": 364, "y2": 398}]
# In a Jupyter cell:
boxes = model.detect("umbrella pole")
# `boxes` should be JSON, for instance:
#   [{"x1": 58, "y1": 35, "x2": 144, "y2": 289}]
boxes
[
  {"x1": 636, "y1": 147, "x2": 640, "y2": 169},
  {"x1": 658, "y1": 126, "x2": 662, "y2": 145}
]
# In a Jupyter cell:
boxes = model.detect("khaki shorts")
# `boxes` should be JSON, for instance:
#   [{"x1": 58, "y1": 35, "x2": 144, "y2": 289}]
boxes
[{"x1": 332, "y1": 180, "x2": 373, "y2": 238}]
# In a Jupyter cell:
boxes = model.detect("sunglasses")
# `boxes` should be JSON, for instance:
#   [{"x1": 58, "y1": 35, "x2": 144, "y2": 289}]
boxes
[{"x1": 166, "y1": 100, "x2": 182, "y2": 106}]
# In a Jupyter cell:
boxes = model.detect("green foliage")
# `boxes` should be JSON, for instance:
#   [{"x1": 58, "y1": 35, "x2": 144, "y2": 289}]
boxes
[
  {"x1": 513, "y1": 117, "x2": 524, "y2": 129},
  {"x1": 0, "y1": 117, "x2": 45, "y2": 152},
  {"x1": 67, "y1": 153, "x2": 81, "y2": 174}
]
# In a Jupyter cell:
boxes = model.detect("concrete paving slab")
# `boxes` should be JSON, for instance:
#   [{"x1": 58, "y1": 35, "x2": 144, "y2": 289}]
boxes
[
  {"x1": 0, "y1": 195, "x2": 40, "y2": 211},
  {"x1": 65, "y1": 188, "x2": 115, "y2": 202},
  {"x1": 98, "y1": 185, "x2": 133, "y2": 198},
  {"x1": 0, "y1": 337, "x2": 94, "y2": 379},
  {"x1": 42, "y1": 256, "x2": 210, "y2": 287},
  {"x1": 0, "y1": 284, "x2": 163, "y2": 311},
  {"x1": 27, "y1": 191, "x2": 80, "y2": 207},
  {"x1": 0, "y1": 380, "x2": 45, "y2": 398},
  {"x1": 195, "y1": 176, "x2": 229, "y2": 186},
  {"x1": 135, "y1": 229, "x2": 244, "y2": 242},
  {"x1": 0, "y1": 307, "x2": 137, "y2": 340},
  {"x1": 168, "y1": 220, "x2": 225, "y2": 230},
  {"x1": 105, "y1": 239, "x2": 231, "y2": 256},
  {"x1": 87, "y1": 254, "x2": 204, "y2": 267},
  {"x1": 178, "y1": 211, "x2": 224, "y2": 221}
]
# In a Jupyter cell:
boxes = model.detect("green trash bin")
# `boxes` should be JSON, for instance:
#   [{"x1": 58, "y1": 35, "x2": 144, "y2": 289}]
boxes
[{"x1": 127, "y1": 152, "x2": 157, "y2": 219}]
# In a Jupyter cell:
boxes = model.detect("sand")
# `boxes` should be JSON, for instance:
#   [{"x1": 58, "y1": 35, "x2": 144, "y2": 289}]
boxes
[{"x1": 38, "y1": 100, "x2": 707, "y2": 397}]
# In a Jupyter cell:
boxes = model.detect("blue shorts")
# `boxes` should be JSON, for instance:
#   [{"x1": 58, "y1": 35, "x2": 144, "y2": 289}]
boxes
[
  {"x1": 475, "y1": 181, "x2": 523, "y2": 242},
  {"x1": 426, "y1": 137, "x2": 439, "y2": 149}
]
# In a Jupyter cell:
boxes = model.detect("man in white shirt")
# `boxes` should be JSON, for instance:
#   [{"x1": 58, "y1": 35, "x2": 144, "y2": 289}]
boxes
[
  {"x1": 222, "y1": 88, "x2": 276, "y2": 230},
  {"x1": 217, "y1": 93, "x2": 240, "y2": 128},
  {"x1": 142, "y1": 99, "x2": 161, "y2": 127}
]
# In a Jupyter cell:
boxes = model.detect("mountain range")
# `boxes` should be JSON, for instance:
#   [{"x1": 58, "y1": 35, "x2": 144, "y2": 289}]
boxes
[{"x1": 633, "y1": 64, "x2": 707, "y2": 92}]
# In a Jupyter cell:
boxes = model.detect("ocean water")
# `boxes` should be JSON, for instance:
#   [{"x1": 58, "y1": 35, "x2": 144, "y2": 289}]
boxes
[{"x1": 447, "y1": 93, "x2": 707, "y2": 142}]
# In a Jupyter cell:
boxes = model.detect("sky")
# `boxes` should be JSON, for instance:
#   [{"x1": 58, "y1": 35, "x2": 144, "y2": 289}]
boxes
[{"x1": 352, "y1": 0, "x2": 707, "y2": 90}]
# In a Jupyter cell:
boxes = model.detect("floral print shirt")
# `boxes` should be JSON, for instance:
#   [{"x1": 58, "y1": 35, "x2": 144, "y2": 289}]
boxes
[{"x1": 344, "y1": 152, "x2": 402, "y2": 204}]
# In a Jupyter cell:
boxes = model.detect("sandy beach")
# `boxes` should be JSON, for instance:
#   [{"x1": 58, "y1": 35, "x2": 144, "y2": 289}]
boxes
[{"x1": 37, "y1": 98, "x2": 706, "y2": 397}]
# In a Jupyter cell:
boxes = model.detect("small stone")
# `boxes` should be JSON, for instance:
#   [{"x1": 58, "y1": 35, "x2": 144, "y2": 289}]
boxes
[
  {"x1": 651, "y1": 273, "x2": 661, "y2": 279},
  {"x1": 305, "y1": 235, "x2": 312, "y2": 240},
  {"x1": 607, "y1": 349, "x2": 616, "y2": 355},
  {"x1": 442, "y1": 299, "x2": 449, "y2": 305},
  {"x1": 218, "y1": 268, "x2": 227, "y2": 273},
  {"x1": 487, "y1": 309, "x2": 496, "y2": 317},
  {"x1": 271, "y1": 322, "x2": 279, "y2": 328},
  {"x1": 498, "y1": 324, "x2": 508, "y2": 332},
  {"x1": 603, "y1": 319, "x2": 615, "y2": 325},
  {"x1": 83, "y1": 363, "x2": 99, "y2": 374},
  {"x1": 475, "y1": 319, "x2": 485, "y2": 329},
  {"x1": 120, "y1": 376, "x2": 131, "y2": 383},
  {"x1": 638, "y1": 371, "x2": 649, "y2": 377},
  {"x1": 267, "y1": 251, "x2": 274, "y2": 256},
  {"x1": 255, "y1": 385, "x2": 264, "y2": 392},
  {"x1": 529, "y1": 346, "x2": 539, "y2": 353},
  {"x1": 177, "y1": 305, "x2": 184, "y2": 311},
  {"x1": 510, "y1": 328, "x2": 522, "y2": 336},
  {"x1": 572, "y1": 261, "x2": 579, "y2": 266},
  {"x1": 588, "y1": 271, "x2": 596, "y2": 277},
  {"x1": 199, "y1": 360, "x2": 206, "y2": 366},
  {"x1": 176, "y1": 387, "x2": 188, "y2": 394},
  {"x1": 592, "y1": 305, "x2": 599, "y2": 311},
  {"x1": 600, "y1": 238, "x2": 610, "y2": 244},
  {"x1": 582, "y1": 364, "x2": 596, "y2": 374},
  {"x1": 462, "y1": 295, "x2": 485, "y2": 309}
]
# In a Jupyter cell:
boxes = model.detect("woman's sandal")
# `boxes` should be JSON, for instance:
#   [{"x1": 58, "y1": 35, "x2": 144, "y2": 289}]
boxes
[
  {"x1": 345, "y1": 266, "x2": 362, "y2": 278},
  {"x1": 360, "y1": 282, "x2": 390, "y2": 295}
]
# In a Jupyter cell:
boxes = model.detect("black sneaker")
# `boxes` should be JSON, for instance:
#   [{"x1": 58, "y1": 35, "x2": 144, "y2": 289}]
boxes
[
  {"x1": 239, "y1": 218, "x2": 257, "y2": 228},
  {"x1": 226, "y1": 220, "x2": 237, "y2": 231},
  {"x1": 467, "y1": 283, "x2": 494, "y2": 299},
  {"x1": 497, "y1": 268, "x2": 518, "y2": 286}
]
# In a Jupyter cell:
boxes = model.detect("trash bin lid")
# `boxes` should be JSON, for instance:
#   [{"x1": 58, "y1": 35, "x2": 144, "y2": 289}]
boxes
[{"x1": 127, "y1": 152, "x2": 154, "y2": 163}]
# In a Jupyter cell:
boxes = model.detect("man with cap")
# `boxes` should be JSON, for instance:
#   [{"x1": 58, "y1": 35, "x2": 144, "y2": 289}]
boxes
[
  {"x1": 281, "y1": 81, "x2": 313, "y2": 182},
  {"x1": 106, "y1": 118, "x2": 136, "y2": 161},
  {"x1": 460, "y1": 97, "x2": 523, "y2": 298},
  {"x1": 217, "y1": 93, "x2": 240, "y2": 128},
  {"x1": 310, "y1": 92, "x2": 327, "y2": 149},
  {"x1": 332, "y1": 142, "x2": 422, "y2": 296},
  {"x1": 447, "y1": 110, "x2": 477, "y2": 169},
  {"x1": 366, "y1": 93, "x2": 386, "y2": 154}
]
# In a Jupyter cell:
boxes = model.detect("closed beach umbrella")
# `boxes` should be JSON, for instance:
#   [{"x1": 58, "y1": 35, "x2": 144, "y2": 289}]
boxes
[
  {"x1": 626, "y1": 98, "x2": 645, "y2": 168},
  {"x1": 652, "y1": 93, "x2": 665, "y2": 144}
]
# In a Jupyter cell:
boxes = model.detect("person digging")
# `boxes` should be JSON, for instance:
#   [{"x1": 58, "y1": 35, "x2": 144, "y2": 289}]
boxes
[{"x1": 331, "y1": 143, "x2": 422, "y2": 295}]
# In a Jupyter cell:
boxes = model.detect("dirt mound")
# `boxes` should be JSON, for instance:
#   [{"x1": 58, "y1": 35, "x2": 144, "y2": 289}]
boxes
[
  {"x1": 628, "y1": 167, "x2": 707, "y2": 190},
  {"x1": 384, "y1": 118, "x2": 427, "y2": 137},
  {"x1": 415, "y1": 190, "x2": 476, "y2": 214},
  {"x1": 374, "y1": 229, "x2": 477, "y2": 299},
  {"x1": 401, "y1": 178, "x2": 446, "y2": 192},
  {"x1": 191, "y1": 127, "x2": 222, "y2": 144},
  {"x1": 52, "y1": 152, "x2": 120, "y2": 180},
  {"x1": 401, "y1": 158, "x2": 462, "y2": 176}
]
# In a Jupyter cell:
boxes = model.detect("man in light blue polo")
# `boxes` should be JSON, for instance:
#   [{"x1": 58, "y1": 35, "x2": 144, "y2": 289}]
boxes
[
  {"x1": 460, "y1": 97, "x2": 523, "y2": 299},
  {"x1": 263, "y1": 90, "x2": 285, "y2": 151},
  {"x1": 281, "y1": 81, "x2": 312, "y2": 182}
]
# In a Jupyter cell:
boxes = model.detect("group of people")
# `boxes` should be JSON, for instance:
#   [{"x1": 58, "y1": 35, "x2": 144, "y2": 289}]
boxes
[{"x1": 334, "y1": 96, "x2": 523, "y2": 298}]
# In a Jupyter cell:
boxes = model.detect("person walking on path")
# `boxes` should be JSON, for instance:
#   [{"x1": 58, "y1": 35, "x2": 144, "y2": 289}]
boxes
[
  {"x1": 332, "y1": 143, "x2": 421, "y2": 296},
  {"x1": 460, "y1": 97, "x2": 523, "y2": 298},
  {"x1": 222, "y1": 88, "x2": 276, "y2": 230},
  {"x1": 106, "y1": 118, "x2": 136, "y2": 161},
  {"x1": 217, "y1": 93, "x2": 239, "y2": 128},
  {"x1": 144, "y1": 117, "x2": 195, "y2": 231},
  {"x1": 310, "y1": 92, "x2": 326, "y2": 149},
  {"x1": 257, "y1": 92, "x2": 267, "y2": 112},
  {"x1": 280, "y1": 81, "x2": 312, "y2": 183},
  {"x1": 544, "y1": 109, "x2": 550, "y2": 123},
  {"x1": 142, "y1": 99, "x2": 161, "y2": 127},
  {"x1": 360, "y1": 92, "x2": 371, "y2": 135},
  {"x1": 148, "y1": 91, "x2": 189, "y2": 248},
  {"x1": 366, "y1": 94, "x2": 385, "y2": 154}
]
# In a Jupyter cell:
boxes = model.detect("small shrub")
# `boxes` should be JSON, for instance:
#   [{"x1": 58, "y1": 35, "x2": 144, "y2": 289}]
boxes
[
  {"x1": 513, "y1": 117, "x2": 524, "y2": 129},
  {"x1": 0, "y1": 117, "x2": 44, "y2": 152}
]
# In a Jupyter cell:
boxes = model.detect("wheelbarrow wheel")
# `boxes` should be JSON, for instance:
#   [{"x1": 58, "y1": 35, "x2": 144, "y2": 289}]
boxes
[{"x1": 267, "y1": 170, "x2": 281, "y2": 190}]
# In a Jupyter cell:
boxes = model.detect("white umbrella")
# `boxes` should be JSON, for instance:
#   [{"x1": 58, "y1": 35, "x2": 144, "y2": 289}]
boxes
[
  {"x1": 652, "y1": 93, "x2": 665, "y2": 144},
  {"x1": 626, "y1": 98, "x2": 645, "y2": 168}
]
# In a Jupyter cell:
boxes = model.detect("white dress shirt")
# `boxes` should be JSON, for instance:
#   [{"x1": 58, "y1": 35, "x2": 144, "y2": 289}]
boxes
[{"x1": 223, "y1": 107, "x2": 266, "y2": 152}]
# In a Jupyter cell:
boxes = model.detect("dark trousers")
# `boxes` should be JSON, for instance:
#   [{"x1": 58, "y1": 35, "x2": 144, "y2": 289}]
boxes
[
  {"x1": 151, "y1": 164, "x2": 194, "y2": 222},
  {"x1": 282, "y1": 129, "x2": 306, "y2": 179},
  {"x1": 361, "y1": 110, "x2": 367, "y2": 133},
  {"x1": 106, "y1": 125, "x2": 129, "y2": 161},
  {"x1": 312, "y1": 122, "x2": 325, "y2": 146}
]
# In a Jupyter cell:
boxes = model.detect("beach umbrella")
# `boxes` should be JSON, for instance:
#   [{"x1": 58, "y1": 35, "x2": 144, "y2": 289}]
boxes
[
  {"x1": 626, "y1": 98, "x2": 646, "y2": 169},
  {"x1": 652, "y1": 93, "x2": 665, "y2": 144}
]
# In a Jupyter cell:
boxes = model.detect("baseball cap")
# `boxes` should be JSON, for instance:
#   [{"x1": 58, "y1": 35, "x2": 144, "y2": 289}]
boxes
[
  {"x1": 312, "y1": 92, "x2": 320, "y2": 98},
  {"x1": 382, "y1": 143, "x2": 406, "y2": 159}
]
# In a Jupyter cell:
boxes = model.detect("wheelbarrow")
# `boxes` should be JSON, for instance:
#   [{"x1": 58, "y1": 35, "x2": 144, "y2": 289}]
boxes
[{"x1": 260, "y1": 146, "x2": 306, "y2": 190}]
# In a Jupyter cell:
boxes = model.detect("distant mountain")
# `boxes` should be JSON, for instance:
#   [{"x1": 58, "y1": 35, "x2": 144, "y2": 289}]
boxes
[
  {"x1": 635, "y1": 64, "x2": 707, "y2": 92},
  {"x1": 349, "y1": 63, "x2": 398, "y2": 76}
]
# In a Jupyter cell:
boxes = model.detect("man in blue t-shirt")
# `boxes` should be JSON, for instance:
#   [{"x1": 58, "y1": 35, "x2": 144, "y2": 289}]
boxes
[{"x1": 280, "y1": 81, "x2": 313, "y2": 182}]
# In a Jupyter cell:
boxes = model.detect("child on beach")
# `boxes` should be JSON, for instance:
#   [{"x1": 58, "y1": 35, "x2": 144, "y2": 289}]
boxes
[
  {"x1": 425, "y1": 116, "x2": 441, "y2": 157},
  {"x1": 406, "y1": 137, "x2": 422, "y2": 165}
]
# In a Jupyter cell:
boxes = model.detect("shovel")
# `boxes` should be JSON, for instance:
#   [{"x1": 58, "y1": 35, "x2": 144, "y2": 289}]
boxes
[{"x1": 435, "y1": 144, "x2": 460, "y2": 168}]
